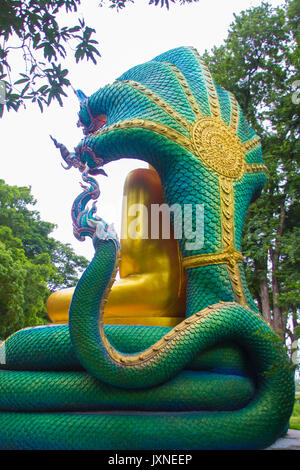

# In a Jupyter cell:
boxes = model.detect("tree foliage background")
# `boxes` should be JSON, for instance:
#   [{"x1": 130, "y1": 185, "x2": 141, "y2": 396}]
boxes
[
  {"x1": 0, "y1": 179, "x2": 88, "y2": 338},
  {"x1": 0, "y1": 0, "x2": 299, "y2": 364},
  {"x1": 203, "y1": 0, "x2": 300, "y2": 356},
  {"x1": 0, "y1": 0, "x2": 197, "y2": 115}
]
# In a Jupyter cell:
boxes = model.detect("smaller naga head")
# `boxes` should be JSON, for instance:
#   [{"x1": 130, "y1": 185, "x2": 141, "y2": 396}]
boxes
[{"x1": 69, "y1": 167, "x2": 120, "y2": 249}]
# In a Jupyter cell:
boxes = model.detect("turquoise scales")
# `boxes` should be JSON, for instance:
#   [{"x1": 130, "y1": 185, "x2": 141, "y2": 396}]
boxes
[{"x1": 0, "y1": 47, "x2": 295, "y2": 449}]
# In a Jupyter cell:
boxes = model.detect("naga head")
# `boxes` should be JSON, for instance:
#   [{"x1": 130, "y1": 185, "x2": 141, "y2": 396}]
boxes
[
  {"x1": 75, "y1": 47, "x2": 265, "y2": 179},
  {"x1": 62, "y1": 47, "x2": 268, "y2": 257}
]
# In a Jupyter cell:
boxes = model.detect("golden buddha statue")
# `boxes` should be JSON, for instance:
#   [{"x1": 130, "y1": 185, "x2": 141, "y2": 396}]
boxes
[{"x1": 47, "y1": 167, "x2": 186, "y2": 327}]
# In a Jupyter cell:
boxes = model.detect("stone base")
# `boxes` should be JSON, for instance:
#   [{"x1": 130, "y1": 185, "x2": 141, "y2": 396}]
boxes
[{"x1": 266, "y1": 429, "x2": 300, "y2": 450}]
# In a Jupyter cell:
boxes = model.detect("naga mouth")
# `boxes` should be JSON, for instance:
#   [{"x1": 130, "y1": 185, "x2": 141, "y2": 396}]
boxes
[
  {"x1": 51, "y1": 134, "x2": 107, "y2": 177},
  {"x1": 76, "y1": 106, "x2": 109, "y2": 175},
  {"x1": 77, "y1": 98, "x2": 108, "y2": 136},
  {"x1": 74, "y1": 144, "x2": 107, "y2": 177},
  {"x1": 84, "y1": 114, "x2": 107, "y2": 135}
]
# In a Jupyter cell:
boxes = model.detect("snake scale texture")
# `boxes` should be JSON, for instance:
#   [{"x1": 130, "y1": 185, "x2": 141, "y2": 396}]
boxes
[{"x1": 0, "y1": 46, "x2": 295, "y2": 449}]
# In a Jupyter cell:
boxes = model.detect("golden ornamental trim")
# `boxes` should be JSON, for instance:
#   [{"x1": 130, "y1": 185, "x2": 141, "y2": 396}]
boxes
[
  {"x1": 182, "y1": 248, "x2": 244, "y2": 270},
  {"x1": 229, "y1": 92, "x2": 239, "y2": 132},
  {"x1": 189, "y1": 47, "x2": 221, "y2": 120},
  {"x1": 92, "y1": 118, "x2": 193, "y2": 153},
  {"x1": 219, "y1": 176, "x2": 235, "y2": 251},
  {"x1": 226, "y1": 263, "x2": 248, "y2": 307},
  {"x1": 167, "y1": 63, "x2": 203, "y2": 118},
  {"x1": 119, "y1": 80, "x2": 191, "y2": 132},
  {"x1": 243, "y1": 136, "x2": 261, "y2": 152},
  {"x1": 244, "y1": 163, "x2": 268, "y2": 174},
  {"x1": 100, "y1": 302, "x2": 231, "y2": 366}
]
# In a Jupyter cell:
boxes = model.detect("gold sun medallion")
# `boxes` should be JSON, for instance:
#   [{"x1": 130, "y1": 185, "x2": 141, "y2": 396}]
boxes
[{"x1": 190, "y1": 117, "x2": 245, "y2": 179}]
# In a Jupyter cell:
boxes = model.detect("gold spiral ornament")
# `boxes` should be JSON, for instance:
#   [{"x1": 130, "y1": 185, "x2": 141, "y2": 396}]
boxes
[{"x1": 190, "y1": 117, "x2": 245, "y2": 179}]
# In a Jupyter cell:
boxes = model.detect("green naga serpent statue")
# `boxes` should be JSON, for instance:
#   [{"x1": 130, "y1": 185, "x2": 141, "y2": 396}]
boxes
[{"x1": 0, "y1": 46, "x2": 295, "y2": 450}]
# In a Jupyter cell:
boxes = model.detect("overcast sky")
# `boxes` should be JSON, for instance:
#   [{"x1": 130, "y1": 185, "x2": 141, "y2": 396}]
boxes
[{"x1": 0, "y1": 0, "x2": 283, "y2": 260}]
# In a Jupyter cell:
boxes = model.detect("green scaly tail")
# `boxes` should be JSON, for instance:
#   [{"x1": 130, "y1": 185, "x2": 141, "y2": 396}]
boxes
[{"x1": 0, "y1": 237, "x2": 294, "y2": 449}]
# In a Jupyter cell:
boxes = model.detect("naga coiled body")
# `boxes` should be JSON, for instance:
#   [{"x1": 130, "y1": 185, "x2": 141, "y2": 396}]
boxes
[{"x1": 0, "y1": 46, "x2": 294, "y2": 450}]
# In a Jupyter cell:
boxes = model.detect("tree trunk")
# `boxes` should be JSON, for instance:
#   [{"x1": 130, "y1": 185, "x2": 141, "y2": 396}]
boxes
[
  {"x1": 270, "y1": 202, "x2": 286, "y2": 339},
  {"x1": 271, "y1": 275, "x2": 284, "y2": 338},
  {"x1": 253, "y1": 257, "x2": 271, "y2": 324},
  {"x1": 259, "y1": 275, "x2": 271, "y2": 324}
]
